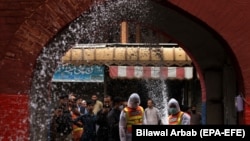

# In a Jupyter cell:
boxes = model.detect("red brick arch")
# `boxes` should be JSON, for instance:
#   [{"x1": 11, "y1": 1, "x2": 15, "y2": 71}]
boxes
[
  {"x1": 1, "y1": 0, "x2": 250, "y2": 140},
  {"x1": 1, "y1": 0, "x2": 105, "y2": 94},
  {"x1": 1, "y1": 0, "x2": 249, "y2": 121},
  {"x1": 2, "y1": 0, "x2": 247, "y2": 107},
  {"x1": 167, "y1": 0, "x2": 250, "y2": 124}
]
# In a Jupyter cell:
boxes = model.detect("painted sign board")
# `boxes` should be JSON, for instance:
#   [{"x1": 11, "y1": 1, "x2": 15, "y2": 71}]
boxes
[{"x1": 52, "y1": 64, "x2": 104, "y2": 82}]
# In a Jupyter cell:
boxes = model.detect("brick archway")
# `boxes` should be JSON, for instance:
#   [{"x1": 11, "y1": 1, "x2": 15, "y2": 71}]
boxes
[
  {"x1": 0, "y1": 0, "x2": 103, "y2": 94},
  {"x1": 0, "y1": 0, "x2": 249, "y2": 140}
]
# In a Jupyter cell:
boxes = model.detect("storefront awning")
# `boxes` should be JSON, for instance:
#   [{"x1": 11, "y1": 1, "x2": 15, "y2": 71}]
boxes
[
  {"x1": 62, "y1": 43, "x2": 192, "y2": 66},
  {"x1": 109, "y1": 66, "x2": 193, "y2": 80}
]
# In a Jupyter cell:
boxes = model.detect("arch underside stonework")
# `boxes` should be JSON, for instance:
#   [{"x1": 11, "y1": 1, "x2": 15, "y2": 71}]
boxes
[{"x1": 0, "y1": 0, "x2": 247, "y2": 140}]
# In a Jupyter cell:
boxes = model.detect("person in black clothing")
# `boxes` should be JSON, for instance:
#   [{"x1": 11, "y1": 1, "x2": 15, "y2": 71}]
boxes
[
  {"x1": 73, "y1": 100, "x2": 97, "y2": 141},
  {"x1": 51, "y1": 94, "x2": 74, "y2": 141},
  {"x1": 96, "y1": 95, "x2": 112, "y2": 141},
  {"x1": 53, "y1": 106, "x2": 73, "y2": 141},
  {"x1": 107, "y1": 96, "x2": 124, "y2": 141}
]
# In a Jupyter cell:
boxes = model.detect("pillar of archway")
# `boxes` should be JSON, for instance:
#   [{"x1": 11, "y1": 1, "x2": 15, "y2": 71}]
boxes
[
  {"x1": 204, "y1": 66, "x2": 237, "y2": 124},
  {"x1": 223, "y1": 65, "x2": 237, "y2": 124},
  {"x1": 205, "y1": 69, "x2": 224, "y2": 124}
]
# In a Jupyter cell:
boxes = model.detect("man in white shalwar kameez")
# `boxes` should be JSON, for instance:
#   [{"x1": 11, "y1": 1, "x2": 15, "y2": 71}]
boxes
[{"x1": 143, "y1": 98, "x2": 161, "y2": 125}]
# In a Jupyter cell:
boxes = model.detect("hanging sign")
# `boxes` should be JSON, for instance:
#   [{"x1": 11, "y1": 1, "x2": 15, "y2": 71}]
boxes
[{"x1": 52, "y1": 64, "x2": 104, "y2": 82}]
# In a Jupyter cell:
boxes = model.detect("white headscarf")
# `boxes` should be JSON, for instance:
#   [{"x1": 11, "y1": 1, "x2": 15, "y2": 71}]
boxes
[
  {"x1": 167, "y1": 98, "x2": 191, "y2": 125},
  {"x1": 127, "y1": 93, "x2": 140, "y2": 109},
  {"x1": 168, "y1": 98, "x2": 180, "y2": 113},
  {"x1": 119, "y1": 93, "x2": 142, "y2": 141}
]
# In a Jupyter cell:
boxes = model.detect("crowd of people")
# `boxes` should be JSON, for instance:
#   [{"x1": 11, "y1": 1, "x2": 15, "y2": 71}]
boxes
[{"x1": 50, "y1": 92, "x2": 201, "y2": 141}]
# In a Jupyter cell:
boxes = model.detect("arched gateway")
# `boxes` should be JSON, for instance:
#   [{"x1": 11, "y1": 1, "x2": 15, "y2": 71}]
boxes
[{"x1": 0, "y1": 0, "x2": 249, "y2": 140}]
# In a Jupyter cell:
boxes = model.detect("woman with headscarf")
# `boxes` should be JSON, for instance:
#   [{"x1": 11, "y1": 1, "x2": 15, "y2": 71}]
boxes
[
  {"x1": 167, "y1": 98, "x2": 190, "y2": 125},
  {"x1": 119, "y1": 93, "x2": 144, "y2": 141}
]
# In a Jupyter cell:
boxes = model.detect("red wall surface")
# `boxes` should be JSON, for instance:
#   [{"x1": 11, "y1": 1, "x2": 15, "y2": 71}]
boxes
[{"x1": 0, "y1": 94, "x2": 29, "y2": 141}]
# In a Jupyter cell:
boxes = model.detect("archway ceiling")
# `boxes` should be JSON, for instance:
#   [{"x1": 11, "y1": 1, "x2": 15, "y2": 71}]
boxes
[{"x1": 147, "y1": 2, "x2": 227, "y2": 71}]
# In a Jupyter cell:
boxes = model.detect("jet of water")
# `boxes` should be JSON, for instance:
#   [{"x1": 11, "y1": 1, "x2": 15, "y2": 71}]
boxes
[
  {"x1": 145, "y1": 79, "x2": 169, "y2": 125},
  {"x1": 30, "y1": 0, "x2": 158, "y2": 140}
]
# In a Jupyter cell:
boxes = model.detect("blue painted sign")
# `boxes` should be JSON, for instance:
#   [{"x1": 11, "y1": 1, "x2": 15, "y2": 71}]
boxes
[{"x1": 52, "y1": 64, "x2": 104, "y2": 82}]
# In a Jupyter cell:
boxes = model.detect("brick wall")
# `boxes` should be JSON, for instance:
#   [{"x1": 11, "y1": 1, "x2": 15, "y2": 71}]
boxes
[
  {"x1": 244, "y1": 97, "x2": 250, "y2": 124},
  {"x1": 0, "y1": 0, "x2": 101, "y2": 94},
  {"x1": 0, "y1": 94, "x2": 29, "y2": 141},
  {"x1": 0, "y1": 0, "x2": 43, "y2": 59}
]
